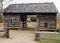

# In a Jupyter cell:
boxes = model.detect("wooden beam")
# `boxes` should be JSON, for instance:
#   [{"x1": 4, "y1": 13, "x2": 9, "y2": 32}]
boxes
[{"x1": 4, "y1": 20, "x2": 9, "y2": 38}]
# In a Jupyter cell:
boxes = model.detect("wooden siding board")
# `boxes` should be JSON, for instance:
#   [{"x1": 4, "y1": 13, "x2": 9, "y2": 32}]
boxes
[{"x1": 38, "y1": 14, "x2": 56, "y2": 29}]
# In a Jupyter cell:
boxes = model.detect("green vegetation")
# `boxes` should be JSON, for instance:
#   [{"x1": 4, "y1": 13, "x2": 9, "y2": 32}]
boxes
[
  {"x1": 39, "y1": 38, "x2": 60, "y2": 43},
  {"x1": 27, "y1": 22, "x2": 37, "y2": 26},
  {"x1": 56, "y1": 28, "x2": 60, "y2": 32},
  {"x1": 38, "y1": 34, "x2": 60, "y2": 43}
]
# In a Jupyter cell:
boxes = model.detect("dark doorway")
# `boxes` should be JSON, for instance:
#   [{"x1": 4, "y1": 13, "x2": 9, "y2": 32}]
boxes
[
  {"x1": 44, "y1": 23, "x2": 48, "y2": 28},
  {"x1": 20, "y1": 15, "x2": 27, "y2": 29}
]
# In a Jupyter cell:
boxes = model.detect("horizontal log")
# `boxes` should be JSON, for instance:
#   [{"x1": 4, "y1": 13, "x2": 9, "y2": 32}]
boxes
[{"x1": 36, "y1": 31, "x2": 59, "y2": 34}]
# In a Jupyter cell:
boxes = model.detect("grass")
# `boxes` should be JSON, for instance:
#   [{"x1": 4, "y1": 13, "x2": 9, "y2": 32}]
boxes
[
  {"x1": 57, "y1": 22, "x2": 60, "y2": 28},
  {"x1": 39, "y1": 34, "x2": 60, "y2": 43},
  {"x1": 27, "y1": 22, "x2": 37, "y2": 25},
  {"x1": 39, "y1": 38, "x2": 60, "y2": 43}
]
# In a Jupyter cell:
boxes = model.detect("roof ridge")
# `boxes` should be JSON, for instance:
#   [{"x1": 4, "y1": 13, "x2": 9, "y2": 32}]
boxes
[{"x1": 10, "y1": 2, "x2": 54, "y2": 5}]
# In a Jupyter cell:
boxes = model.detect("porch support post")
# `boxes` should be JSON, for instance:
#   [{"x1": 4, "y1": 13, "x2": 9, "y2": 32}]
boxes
[
  {"x1": 4, "y1": 19, "x2": 9, "y2": 38},
  {"x1": 35, "y1": 15, "x2": 39, "y2": 32},
  {"x1": 35, "y1": 15, "x2": 40, "y2": 41}
]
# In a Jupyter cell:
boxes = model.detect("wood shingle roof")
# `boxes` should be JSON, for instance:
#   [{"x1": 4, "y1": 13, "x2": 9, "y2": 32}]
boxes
[{"x1": 3, "y1": 2, "x2": 58, "y2": 13}]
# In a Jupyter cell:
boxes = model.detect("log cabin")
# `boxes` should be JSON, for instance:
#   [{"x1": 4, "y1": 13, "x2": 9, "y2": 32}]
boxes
[{"x1": 3, "y1": 2, "x2": 58, "y2": 31}]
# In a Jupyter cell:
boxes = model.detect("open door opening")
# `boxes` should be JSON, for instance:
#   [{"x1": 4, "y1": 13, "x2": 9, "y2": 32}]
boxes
[{"x1": 20, "y1": 15, "x2": 27, "y2": 29}]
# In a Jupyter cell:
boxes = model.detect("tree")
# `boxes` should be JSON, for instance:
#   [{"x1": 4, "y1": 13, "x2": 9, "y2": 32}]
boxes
[
  {"x1": 0, "y1": 0, "x2": 13, "y2": 23},
  {"x1": 0, "y1": 0, "x2": 3, "y2": 22}
]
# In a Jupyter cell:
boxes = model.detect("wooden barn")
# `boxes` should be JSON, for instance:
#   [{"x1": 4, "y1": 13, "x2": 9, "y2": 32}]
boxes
[{"x1": 3, "y1": 3, "x2": 58, "y2": 31}]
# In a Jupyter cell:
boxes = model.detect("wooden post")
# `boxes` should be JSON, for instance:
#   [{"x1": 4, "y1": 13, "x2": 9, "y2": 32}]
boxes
[
  {"x1": 35, "y1": 15, "x2": 39, "y2": 32},
  {"x1": 35, "y1": 15, "x2": 40, "y2": 41},
  {"x1": 4, "y1": 20, "x2": 9, "y2": 38},
  {"x1": 35, "y1": 32, "x2": 40, "y2": 41}
]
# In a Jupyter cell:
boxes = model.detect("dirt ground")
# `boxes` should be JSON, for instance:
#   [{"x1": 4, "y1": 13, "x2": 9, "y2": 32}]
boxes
[
  {"x1": 0, "y1": 30, "x2": 38, "y2": 43},
  {"x1": 0, "y1": 23, "x2": 37, "y2": 43}
]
